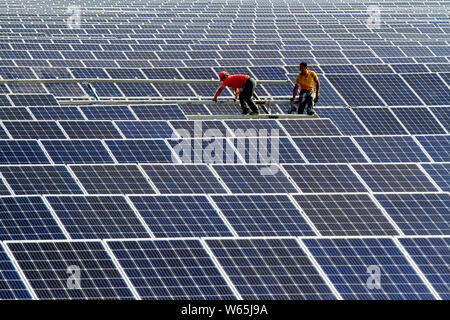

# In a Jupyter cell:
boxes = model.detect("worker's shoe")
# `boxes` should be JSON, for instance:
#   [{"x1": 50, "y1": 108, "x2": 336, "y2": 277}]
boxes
[
  {"x1": 241, "y1": 108, "x2": 250, "y2": 115},
  {"x1": 249, "y1": 111, "x2": 259, "y2": 116},
  {"x1": 307, "y1": 110, "x2": 316, "y2": 115}
]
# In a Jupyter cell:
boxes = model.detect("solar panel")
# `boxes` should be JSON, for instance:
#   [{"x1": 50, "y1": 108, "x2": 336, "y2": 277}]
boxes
[
  {"x1": 6, "y1": 241, "x2": 135, "y2": 299},
  {"x1": 170, "y1": 120, "x2": 231, "y2": 137},
  {"x1": 352, "y1": 163, "x2": 438, "y2": 193},
  {"x1": 0, "y1": 243, "x2": 32, "y2": 299},
  {"x1": 0, "y1": 196, "x2": 66, "y2": 240},
  {"x1": 352, "y1": 108, "x2": 408, "y2": 135},
  {"x1": 178, "y1": 67, "x2": 216, "y2": 79},
  {"x1": 415, "y1": 135, "x2": 450, "y2": 162},
  {"x1": 29, "y1": 107, "x2": 84, "y2": 120},
  {"x1": 80, "y1": 106, "x2": 135, "y2": 120},
  {"x1": 141, "y1": 68, "x2": 182, "y2": 79},
  {"x1": 292, "y1": 186, "x2": 397, "y2": 231},
  {"x1": 3, "y1": 121, "x2": 66, "y2": 139},
  {"x1": 224, "y1": 119, "x2": 285, "y2": 136},
  {"x1": 211, "y1": 194, "x2": 315, "y2": 236},
  {"x1": 45, "y1": 83, "x2": 86, "y2": 98},
  {"x1": 141, "y1": 164, "x2": 226, "y2": 193},
  {"x1": 401, "y1": 74, "x2": 450, "y2": 105},
  {"x1": 105, "y1": 68, "x2": 145, "y2": 79},
  {"x1": 421, "y1": 163, "x2": 450, "y2": 192},
  {"x1": 130, "y1": 105, "x2": 186, "y2": 120},
  {"x1": 303, "y1": 238, "x2": 435, "y2": 300},
  {"x1": 326, "y1": 74, "x2": 384, "y2": 106},
  {"x1": 399, "y1": 237, "x2": 449, "y2": 299},
  {"x1": 69, "y1": 164, "x2": 154, "y2": 194},
  {"x1": 0, "y1": 107, "x2": 32, "y2": 120},
  {"x1": 105, "y1": 139, "x2": 175, "y2": 163},
  {"x1": 129, "y1": 195, "x2": 233, "y2": 237},
  {"x1": 249, "y1": 66, "x2": 288, "y2": 80},
  {"x1": 0, "y1": 140, "x2": 50, "y2": 164},
  {"x1": 58, "y1": 121, "x2": 122, "y2": 139},
  {"x1": 46, "y1": 195, "x2": 150, "y2": 239},
  {"x1": 292, "y1": 137, "x2": 367, "y2": 163},
  {"x1": 212, "y1": 164, "x2": 297, "y2": 193},
  {"x1": 279, "y1": 119, "x2": 342, "y2": 136},
  {"x1": 117, "y1": 83, "x2": 159, "y2": 97},
  {"x1": 392, "y1": 107, "x2": 446, "y2": 134},
  {"x1": 354, "y1": 136, "x2": 430, "y2": 163},
  {"x1": 375, "y1": 193, "x2": 449, "y2": 236},
  {"x1": 41, "y1": 140, "x2": 114, "y2": 164},
  {"x1": 70, "y1": 67, "x2": 110, "y2": 79},
  {"x1": 8, "y1": 94, "x2": 58, "y2": 106},
  {"x1": 106, "y1": 239, "x2": 237, "y2": 299},
  {"x1": 153, "y1": 83, "x2": 196, "y2": 97},
  {"x1": 115, "y1": 121, "x2": 174, "y2": 139},
  {"x1": 429, "y1": 107, "x2": 449, "y2": 131},
  {"x1": 316, "y1": 108, "x2": 369, "y2": 135},
  {"x1": 283, "y1": 164, "x2": 368, "y2": 193},
  {"x1": 204, "y1": 238, "x2": 336, "y2": 300}
]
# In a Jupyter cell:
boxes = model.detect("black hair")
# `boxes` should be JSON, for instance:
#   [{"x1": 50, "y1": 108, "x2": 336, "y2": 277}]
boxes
[{"x1": 300, "y1": 62, "x2": 308, "y2": 68}]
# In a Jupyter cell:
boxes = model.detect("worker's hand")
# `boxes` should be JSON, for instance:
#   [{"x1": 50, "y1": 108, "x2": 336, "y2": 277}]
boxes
[
  {"x1": 290, "y1": 97, "x2": 295, "y2": 102},
  {"x1": 212, "y1": 97, "x2": 217, "y2": 103},
  {"x1": 234, "y1": 97, "x2": 238, "y2": 103}
]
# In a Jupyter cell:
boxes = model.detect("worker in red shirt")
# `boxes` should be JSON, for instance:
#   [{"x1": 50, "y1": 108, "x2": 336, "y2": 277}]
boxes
[{"x1": 213, "y1": 71, "x2": 259, "y2": 115}]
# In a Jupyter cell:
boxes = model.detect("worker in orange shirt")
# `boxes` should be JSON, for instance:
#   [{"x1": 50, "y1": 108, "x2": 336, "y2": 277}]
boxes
[
  {"x1": 290, "y1": 62, "x2": 320, "y2": 115},
  {"x1": 213, "y1": 71, "x2": 259, "y2": 115}
]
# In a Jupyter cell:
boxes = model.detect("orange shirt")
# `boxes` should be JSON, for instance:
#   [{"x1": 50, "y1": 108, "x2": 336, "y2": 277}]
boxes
[{"x1": 295, "y1": 70, "x2": 318, "y2": 90}]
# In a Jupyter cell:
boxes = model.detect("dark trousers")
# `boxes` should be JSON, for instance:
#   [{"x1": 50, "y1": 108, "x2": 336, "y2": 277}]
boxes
[
  {"x1": 239, "y1": 78, "x2": 258, "y2": 112},
  {"x1": 291, "y1": 89, "x2": 314, "y2": 114}
]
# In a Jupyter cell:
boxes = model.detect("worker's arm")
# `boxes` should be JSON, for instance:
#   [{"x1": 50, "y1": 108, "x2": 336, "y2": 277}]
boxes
[
  {"x1": 315, "y1": 79, "x2": 320, "y2": 98},
  {"x1": 233, "y1": 88, "x2": 240, "y2": 102},
  {"x1": 213, "y1": 84, "x2": 226, "y2": 102},
  {"x1": 291, "y1": 84, "x2": 299, "y2": 101}
]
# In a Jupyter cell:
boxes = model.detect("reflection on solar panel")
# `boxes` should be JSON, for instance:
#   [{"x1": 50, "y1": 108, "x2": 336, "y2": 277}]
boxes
[
  {"x1": 0, "y1": 165, "x2": 82, "y2": 195},
  {"x1": 107, "y1": 239, "x2": 236, "y2": 299},
  {"x1": 353, "y1": 108, "x2": 408, "y2": 135},
  {"x1": 375, "y1": 193, "x2": 449, "y2": 236},
  {"x1": 0, "y1": 140, "x2": 50, "y2": 164},
  {"x1": 129, "y1": 195, "x2": 233, "y2": 237},
  {"x1": 59, "y1": 121, "x2": 122, "y2": 139},
  {"x1": 8, "y1": 94, "x2": 58, "y2": 106},
  {"x1": 131, "y1": 105, "x2": 186, "y2": 120},
  {"x1": 284, "y1": 164, "x2": 367, "y2": 193},
  {"x1": 292, "y1": 194, "x2": 398, "y2": 236},
  {"x1": 142, "y1": 164, "x2": 226, "y2": 194},
  {"x1": 279, "y1": 119, "x2": 342, "y2": 136},
  {"x1": 401, "y1": 74, "x2": 450, "y2": 105},
  {"x1": 0, "y1": 196, "x2": 66, "y2": 240},
  {"x1": 205, "y1": 238, "x2": 336, "y2": 300},
  {"x1": 7, "y1": 241, "x2": 135, "y2": 299},
  {"x1": 326, "y1": 74, "x2": 384, "y2": 106},
  {"x1": 352, "y1": 163, "x2": 438, "y2": 193},
  {"x1": 421, "y1": 163, "x2": 450, "y2": 192},
  {"x1": 211, "y1": 194, "x2": 315, "y2": 236},
  {"x1": 392, "y1": 108, "x2": 446, "y2": 134},
  {"x1": 0, "y1": 243, "x2": 32, "y2": 299},
  {"x1": 213, "y1": 164, "x2": 297, "y2": 193},
  {"x1": 42, "y1": 140, "x2": 114, "y2": 164},
  {"x1": 105, "y1": 139, "x2": 175, "y2": 163},
  {"x1": 399, "y1": 237, "x2": 450, "y2": 299},
  {"x1": 115, "y1": 121, "x2": 174, "y2": 139},
  {"x1": 316, "y1": 108, "x2": 369, "y2": 135},
  {"x1": 303, "y1": 238, "x2": 435, "y2": 300},
  {"x1": 292, "y1": 137, "x2": 367, "y2": 163},
  {"x1": 29, "y1": 107, "x2": 84, "y2": 120},
  {"x1": 47, "y1": 195, "x2": 150, "y2": 239},
  {"x1": 354, "y1": 136, "x2": 429, "y2": 163},
  {"x1": 415, "y1": 135, "x2": 450, "y2": 162}
]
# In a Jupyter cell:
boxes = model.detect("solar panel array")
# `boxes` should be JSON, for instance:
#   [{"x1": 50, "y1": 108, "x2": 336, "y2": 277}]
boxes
[{"x1": 0, "y1": 0, "x2": 448, "y2": 300}]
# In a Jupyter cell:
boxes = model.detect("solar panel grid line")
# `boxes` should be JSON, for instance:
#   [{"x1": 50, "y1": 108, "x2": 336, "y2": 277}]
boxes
[
  {"x1": 135, "y1": 164, "x2": 161, "y2": 195},
  {"x1": 64, "y1": 165, "x2": 89, "y2": 195},
  {"x1": 391, "y1": 237, "x2": 442, "y2": 300},
  {"x1": 348, "y1": 136, "x2": 373, "y2": 163},
  {"x1": 415, "y1": 163, "x2": 445, "y2": 193},
  {"x1": 99, "y1": 140, "x2": 120, "y2": 164},
  {"x1": 35, "y1": 140, "x2": 55, "y2": 164},
  {"x1": 0, "y1": 171, "x2": 14, "y2": 195},
  {"x1": 203, "y1": 164, "x2": 233, "y2": 194},
  {"x1": 40, "y1": 195, "x2": 73, "y2": 240},
  {"x1": 435, "y1": 73, "x2": 450, "y2": 91},
  {"x1": 109, "y1": 121, "x2": 127, "y2": 139},
  {"x1": 203, "y1": 194, "x2": 239, "y2": 237},
  {"x1": 274, "y1": 127, "x2": 310, "y2": 163},
  {"x1": 410, "y1": 135, "x2": 437, "y2": 163},
  {"x1": 424, "y1": 106, "x2": 449, "y2": 135},
  {"x1": 0, "y1": 242, "x2": 38, "y2": 300},
  {"x1": 284, "y1": 194, "x2": 321, "y2": 236},
  {"x1": 365, "y1": 193, "x2": 406, "y2": 236},
  {"x1": 0, "y1": 121, "x2": 13, "y2": 139},
  {"x1": 123, "y1": 196, "x2": 156, "y2": 238},
  {"x1": 388, "y1": 107, "x2": 421, "y2": 135},
  {"x1": 277, "y1": 165, "x2": 306, "y2": 194},
  {"x1": 295, "y1": 238, "x2": 343, "y2": 300}
]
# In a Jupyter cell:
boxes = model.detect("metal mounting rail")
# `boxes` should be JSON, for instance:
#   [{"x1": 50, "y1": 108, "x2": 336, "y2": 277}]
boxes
[
  {"x1": 187, "y1": 114, "x2": 319, "y2": 120},
  {"x1": 58, "y1": 99, "x2": 292, "y2": 106},
  {"x1": 0, "y1": 78, "x2": 292, "y2": 85}
]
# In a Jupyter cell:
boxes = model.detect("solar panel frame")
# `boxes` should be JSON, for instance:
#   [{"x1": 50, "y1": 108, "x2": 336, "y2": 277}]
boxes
[
  {"x1": 415, "y1": 135, "x2": 450, "y2": 162},
  {"x1": 41, "y1": 140, "x2": 114, "y2": 164},
  {"x1": 0, "y1": 243, "x2": 32, "y2": 299}
]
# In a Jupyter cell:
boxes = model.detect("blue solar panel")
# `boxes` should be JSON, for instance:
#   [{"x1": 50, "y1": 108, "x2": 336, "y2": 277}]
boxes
[
  {"x1": 415, "y1": 135, "x2": 450, "y2": 162},
  {"x1": 205, "y1": 238, "x2": 336, "y2": 300},
  {"x1": 292, "y1": 137, "x2": 367, "y2": 163},
  {"x1": 46, "y1": 195, "x2": 151, "y2": 239},
  {"x1": 392, "y1": 108, "x2": 446, "y2": 134},
  {"x1": 353, "y1": 108, "x2": 408, "y2": 135},
  {"x1": 131, "y1": 105, "x2": 186, "y2": 120},
  {"x1": 375, "y1": 193, "x2": 449, "y2": 236},
  {"x1": 430, "y1": 107, "x2": 450, "y2": 131},
  {"x1": 106, "y1": 239, "x2": 237, "y2": 299},
  {"x1": 117, "y1": 83, "x2": 159, "y2": 97},
  {"x1": 399, "y1": 237, "x2": 449, "y2": 299},
  {"x1": 0, "y1": 95, "x2": 12, "y2": 106},
  {"x1": 421, "y1": 163, "x2": 450, "y2": 192},
  {"x1": 0, "y1": 243, "x2": 32, "y2": 299},
  {"x1": 115, "y1": 121, "x2": 175, "y2": 139},
  {"x1": 279, "y1": 119, "x2": 342, "y2": 136},
  {"x1": 41, "y1": 140, "x2": 114, "y2": 164},
  {"x1": 129, "y1": 195, "x2": 233, "y2": 237},
  {"x1": 316, "y1": 108, "x2": 369, "y2": 135},
  {"x1": 0, "y1": 107, "x2": 32, "y2": 120},
  {"x1": 80, "y1": 106, "x2": 136, "y2": 120},
  {"x1": 105, "y1": 139, "x2": 175, "y2": 163},
  {"x1": 303, "y1": 238, "x2": 435, "y2": 300},
  {"x1": 8, "y1": 94, "x2": 58, "y2": 106},
  {"x1": 401, "y1": 74, "x2": 450, "y2": 105},
  {"x1": 224, "y1": 119, "x2": 286, "y2": 136},
  {"x1": 3, "y1": 120, "x2": 66, "y2": 139},
  {"x1": 59, "y1": 121, "x2": 122, "y2": 139},
  {"x1": 211, "y1": 194, "x2": 315, "y2": 236},
  {"x1": 0, "y1": 140, "x2": 50, "y2": 164},
  {"x1": 7, "y1": 241, "x2": 135, "y2": 299},
  {"x1": 326, "y1": 74, "x2": 384, "y2": 106},
  {"x1": 170, "y1": 120, "x2": 230, "y2": 137},
  {"x1": 354, "y1": 136, "x2": 430, "y2": 163},
  {"x1": 29, "y1": 107, "x2": 84, "y2": 120}
]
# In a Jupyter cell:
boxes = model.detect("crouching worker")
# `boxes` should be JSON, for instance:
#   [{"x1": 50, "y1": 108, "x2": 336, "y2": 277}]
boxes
[
  {"x1": 213, "y1": 71, "x2": 259, "y2": 115},
  {"x1": 290, "y1": 62, "x2": 320, "y2": 115}
]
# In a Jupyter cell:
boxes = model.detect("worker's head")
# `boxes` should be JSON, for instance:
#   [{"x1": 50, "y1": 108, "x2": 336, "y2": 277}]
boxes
[
  {"x1": 219, "y1": 71, "x2": 229, "y2": 81},
  {"x1": 299, "y1": 62, "x2": 308, "y2": 74}
]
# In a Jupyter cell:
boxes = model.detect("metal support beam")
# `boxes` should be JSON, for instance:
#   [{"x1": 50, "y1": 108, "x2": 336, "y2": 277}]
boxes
[
  {"x1": 187, "y1": 114, "x2": 319, "y2": 120},
  {"x1": 58, "y1": 99, "x2": 292, "y2": 106}
]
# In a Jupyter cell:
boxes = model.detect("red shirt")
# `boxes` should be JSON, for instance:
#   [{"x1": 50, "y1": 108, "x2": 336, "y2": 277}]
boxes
[{"x1": 214, "y1": 74, "x2": 250, "y2": 99}]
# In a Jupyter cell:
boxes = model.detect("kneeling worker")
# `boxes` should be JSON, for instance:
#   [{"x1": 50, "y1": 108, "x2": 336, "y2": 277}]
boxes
[
  {"x1": 213, "y1": 71, "x2": 259, "y2": 115},
  {"x1": 290, "y1": 62, "x2": 320, "y2": 115}
]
